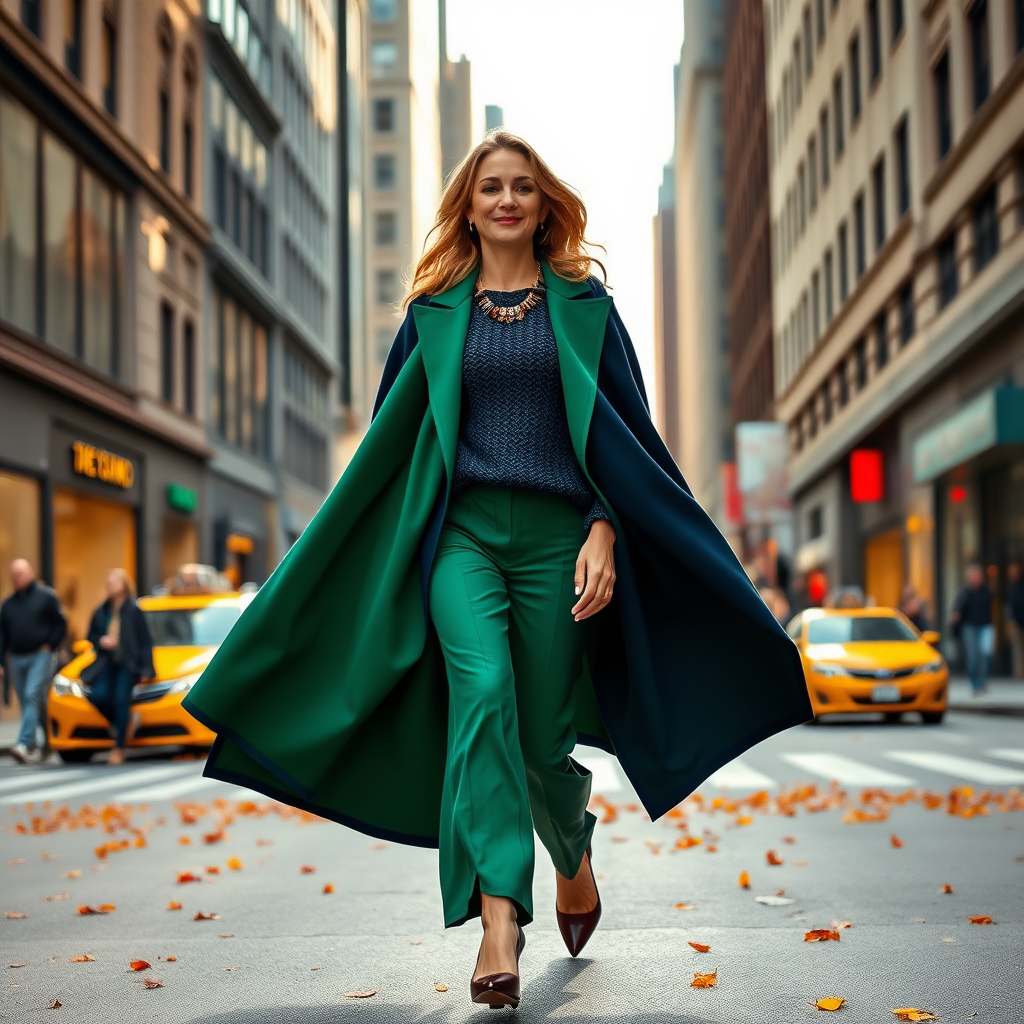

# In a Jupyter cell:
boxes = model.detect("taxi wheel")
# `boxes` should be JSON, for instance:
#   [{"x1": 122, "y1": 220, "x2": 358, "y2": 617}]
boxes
[
  {"x1": 57, "y1": 749, "x2": 95, "y2": 764},
  {"x1": 883, "y1": 712, "x2": 903, "y2": 724},
  {"x1": 921, "y1": 711, "x2": 945, "y2": 725}
]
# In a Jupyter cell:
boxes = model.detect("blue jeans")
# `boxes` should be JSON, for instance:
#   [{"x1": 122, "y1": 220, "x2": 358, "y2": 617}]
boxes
[
  {"x1": 7, "y1": 650, "x2": 55, "y2": 750},
  {"x1": 87, "y1": 660, "x2": 137, "y2": 747},
  {"x1": 961, "y1": 624, "x2": 994, "y2": 693}
]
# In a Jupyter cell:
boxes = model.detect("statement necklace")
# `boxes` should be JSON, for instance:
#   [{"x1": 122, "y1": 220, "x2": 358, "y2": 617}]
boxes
[{"x1": 473, "y1": 262, "x2": 546, "y2": 323}]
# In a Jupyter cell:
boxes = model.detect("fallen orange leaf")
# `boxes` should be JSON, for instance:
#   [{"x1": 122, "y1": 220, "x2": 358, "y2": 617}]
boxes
[
  {"x1": 690, "y1": 969, "x2": 718, "y2": 989},
  {"x1": 48, "y1": 999, "x2": 63, "y2": 1008},
  {"x1": 831, "y1": 920, "x2": 853, "y2": 930},
  {"x1": 193, "y1": 911, "x2": 221, "y2": 921},
  {"x1": 323, "y1": 883, "x2": 336, "y2": 894},
  {"x1": 69, "y1": 954, "x2": 96, "y2": 962},
  {"x1": 300, "y1": 865, "x2": 316, "y2": 874},
  {"x1": 77, "y1": 904, "x2": 114, "y2": 915},
  {"x1": 939, "y1": 884, "x2": 953, "y2": 894},
  {"x1": 676, "y1": 836, "x2": 702, "y2": 849},
  {"x1": 226, "y1": 857, "x2": 243, "y2": 871},
  {"x1": 736, "y1": 815, "x2": 753, "y2": 826},
  {"x1": 128, "y1": 960, "x2": 151, "y2": 972},
  {"x1": 142, "y1": 976, "x2": 164, "y2": 989},
  {"x1": 204, "y1": 830, "x2": 225, "y2": 844},
  {"x1": 45, "y1": 893, "x2": 69, "y2": 902},
  {"x1": 63, "y1": 870, "x2": 82, "y2": 878},
  {"x1": 804, "y1": 929, "x2": 841, "y2": 942},
  {"x1": 177, "y1": 872, "x2": 202, "y2": 884},
  {"x1": 688, "y1": 941, "x2": 711, "y2": 953},
  {"x1": 890, "y1": 1010, "x2": 941, "y2": 1022},
  {"x1": 766, "y1": 849, "x2": 784, "y2": 865},
  {"x1": 610, "y1": 836, "x2": 628, "y2": 842},
  {"x1": 774, "y1": 889, "x2": 786, "y2": 896},
  {"x1": 810, "y1": 996, "x2": 846, "y2": 1011},
  {"x1": 968, "y1": 915, "x2": 994, "y2": 925},
  {"x1": 782, "y1": 836, "x2": 797, "y2": 844},
  {"x1": 891, "y1": 834, "x2": 904, "y2": 848},
  {"x1": 674, "y1": 902, "x2": 698, "y2": 910},
  {"x1": 165, "y1": 956, "x2": 177, "y2": 962},
  {"x1": 219, "y1": 933, "x2": 234, "y2": 938},
  {"x1": 168, "y1": 901, "x2": 183, "y2": 911},
  {"x1": 178, "y1": 836, "x2": 192, "y2": 845},
  {"x1": 205, "y1": 866, "x2": 221, "y2": 875},
  {"x1": 705, "y1": 844, "x2": 719, "y2": 852},
  {"x1": 434, "y1": 982, "x2": 449, "y2": 992},
  {"x1": 344, "y1": 990, "x2": 378, "y2": 998},
  {"x1": 738, "y1": 871, "x2": 751, "y2": 888},
  {"x1": 5, "y1": 912, "x2": 27, "y2": 919}
]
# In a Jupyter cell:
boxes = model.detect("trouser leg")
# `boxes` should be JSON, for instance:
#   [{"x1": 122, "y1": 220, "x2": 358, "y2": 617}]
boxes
[
  {"x1": 429, "y1": 511, "x2": 535, "y2": 928},
  {"x1": 22, "y1": 651, "x2": 54, "y2": 751},
  {"x1": 505, "y1": 489, "x2": 596, "y2": 881},
  {"x1": 88, "y1": 662, "x2": 117, "y2": 731},
  {"x1": 110, "y1": 665, "x2": 136, "y2": 747}
]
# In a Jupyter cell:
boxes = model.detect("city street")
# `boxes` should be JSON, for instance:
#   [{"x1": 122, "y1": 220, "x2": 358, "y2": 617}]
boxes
[{"x1": 2, "y1": 712, "x2": 1022, "y2": 1023}]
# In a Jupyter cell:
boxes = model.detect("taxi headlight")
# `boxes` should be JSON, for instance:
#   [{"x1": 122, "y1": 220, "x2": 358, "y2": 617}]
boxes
[
  {"x1": 810, "y1": 662, "x2": 850, "y2": 677},
  {"x1": 167, "y1": 672, "x2": 202, "y2": 696},
  {"x1": 51, "y1": 674, "x2": 85, "y2": 699},
  {"x1": 915, "y1": 659, "x2": 943, "y2": 675}
]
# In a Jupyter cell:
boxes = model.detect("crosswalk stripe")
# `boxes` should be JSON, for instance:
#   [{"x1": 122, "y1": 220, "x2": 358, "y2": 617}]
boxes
[
  {"x1": 886, "y1": 751, "x2": 1024, "y2": 785},
  {"x1": 780, "y1": 752, "x2": 915, "y2": 787},
  {"x1": 990, "y1": 748, "x2": 1024, "y2": 765},
  {"x1": 6, "y1": 765, "x2": 197, "y2": 804},
  {"x1": 114, "y1": 773, "x2": 221, "y2": 803},
  {"x1": 0, "y1": 769, "x2": 91, "y2": 794},
  {"x1": 572, "y1": 753, "x2": 623, "y2": 793},
  {"x1": 704, "y1": 758, "x2": 777, "y2": 790}
]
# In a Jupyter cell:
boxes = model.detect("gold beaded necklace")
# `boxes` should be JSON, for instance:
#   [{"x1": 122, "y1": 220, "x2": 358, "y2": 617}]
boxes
[{"x1": 473, "y1": 261, "x2": 546, "y2": 324}]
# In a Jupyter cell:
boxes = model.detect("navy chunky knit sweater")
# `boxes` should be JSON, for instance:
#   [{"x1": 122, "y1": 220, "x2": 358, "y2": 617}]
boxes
[{"x1": 452, "y1": 286, "x2": 609, "y2": 530}]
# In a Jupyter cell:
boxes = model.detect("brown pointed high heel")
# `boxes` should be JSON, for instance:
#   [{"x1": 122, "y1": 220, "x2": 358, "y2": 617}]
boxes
[
  {"x1": 470, "y1": 921, "x2": 526, "y2": 1009},
  {"x1": 556, "y1": 841, "x2": 601, "y2": 957}
]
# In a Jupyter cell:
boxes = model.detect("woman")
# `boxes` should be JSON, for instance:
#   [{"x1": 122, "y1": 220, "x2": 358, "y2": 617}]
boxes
[
  {"x1": 85, "y1": 569, "x2": 155, "y2": 765},
  {"x1": 183, "y1": 130, "x2": 810, "y2": 1009}
]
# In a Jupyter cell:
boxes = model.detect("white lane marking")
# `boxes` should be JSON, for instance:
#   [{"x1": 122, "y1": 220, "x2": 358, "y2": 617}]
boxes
[
  {"x1": 114, "y1": 774, "x2": 224, "y2": 803},
  {"x1": 7, "y1": 765, "x2": 197, "y2": 804},
  {"x1": 704, "y1": 758, "x2": 777, "y2": 790},
  {"x1": 0, "y1": 769, "x2": 91, "y2": 794},
  {"x1": 885, "y1": 751, "x2": 1024, "y2": 785},
  {"x1": 572, "y1": 754, "x2": 623, "y2": 793},
  {"x1": 990, "y1": 748, "x2": 1024, "y2": 765},
  {"x1": 780, "y1": 752, "x2": 915, "y2": 787}
]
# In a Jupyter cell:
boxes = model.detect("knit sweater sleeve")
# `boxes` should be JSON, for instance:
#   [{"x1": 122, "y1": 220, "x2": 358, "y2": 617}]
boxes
[{"x1": 583, "y1": 497, "x2": 610, "y2": 531}]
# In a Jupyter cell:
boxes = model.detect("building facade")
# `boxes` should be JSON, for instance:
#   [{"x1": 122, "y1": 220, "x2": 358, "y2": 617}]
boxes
[
  {"x1": 438, "y1": 0, "x2": 471, "y2": 184},
  {"x1": 767, "y1": 0, "x2": 1024, "y2": 670},
  {"x1": 0, "y1": 0, "x2": 210, "y2": 642},
  {"x1": 652, "y1": 161, "x2": 679, "y2": 461}
]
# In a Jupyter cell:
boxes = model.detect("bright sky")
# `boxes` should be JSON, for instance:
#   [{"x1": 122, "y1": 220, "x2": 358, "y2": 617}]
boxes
[{"x1": 445, "y1": 0, "x2": 686, "y2": 407}]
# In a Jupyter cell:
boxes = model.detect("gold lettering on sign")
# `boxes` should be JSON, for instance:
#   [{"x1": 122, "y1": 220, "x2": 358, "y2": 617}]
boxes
[{"x1": 71, "y1": 442, "x2": 135, "y2": 489}]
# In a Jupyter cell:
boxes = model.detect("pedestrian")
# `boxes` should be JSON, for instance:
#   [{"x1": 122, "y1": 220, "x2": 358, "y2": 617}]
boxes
[
  {"x1": 0, "y1": 559, "x2": 66, "y2": 764},
  {"x1": 84, "y1": 569, "x2": 155, "y2": 765},
  {"x1": 1005, "y1": 562, "x2": 1024, "y2": 679},
  {"x1": 181, "y1": 129, "x2": 810, "y2": 1010},
  {"x1": 788, "y1": 573, "x2": 811, "y2": 617},
  {"x1": 899, "y1": 584, "x2": 930, "y2": 633},
  {"x1": 950, "y1": 562, "x2": 994, "y2": 695}
]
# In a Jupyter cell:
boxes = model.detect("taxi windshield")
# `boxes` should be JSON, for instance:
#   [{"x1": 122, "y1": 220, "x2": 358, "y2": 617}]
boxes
[
  {"x1": 807, "y1": 615, "x2": 917, "y2": 644},
  {"x1": 144, "y1": 605, "x2": 241, "y2": 646}
]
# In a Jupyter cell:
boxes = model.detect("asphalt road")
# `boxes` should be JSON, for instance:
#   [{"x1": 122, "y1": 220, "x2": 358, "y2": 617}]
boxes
[{"x1": 2, "y1": 711, "x2": 1023, "y2": 1023}]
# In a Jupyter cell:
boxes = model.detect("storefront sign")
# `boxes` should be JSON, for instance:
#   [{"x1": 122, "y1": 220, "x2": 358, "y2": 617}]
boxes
[
  {"x1": 912, "y1": 387, "x2": 1024, "y2": 483},
  {"x1": 166, "y1": 482, "x2": 198, "y2": 514},
  {"x1": 735, "y1": 422, "x2": 792, "y2": 527},
  {"x1": 226, "y1": 533, "x2": 254, "y2": 555},
  {"x1": 71, "y1": 441, "x2": 134, "y2": 489},
  {"x1": 850, "y1": 449, "x2": 884, "y2": 503}
]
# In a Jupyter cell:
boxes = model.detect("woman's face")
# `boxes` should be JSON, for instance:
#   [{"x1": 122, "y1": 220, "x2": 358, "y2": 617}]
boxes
[
  {"x1": 105, "y1": 573, "x2": 126, "y2": 602},
  {"x1": 467, "y1": 149, "x2": 549, "y2": 252}
]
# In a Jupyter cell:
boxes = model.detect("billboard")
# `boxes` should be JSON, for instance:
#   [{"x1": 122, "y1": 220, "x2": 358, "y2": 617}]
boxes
[{"x1": 735, "y1": 422, "x2": 792, "y2": 527}]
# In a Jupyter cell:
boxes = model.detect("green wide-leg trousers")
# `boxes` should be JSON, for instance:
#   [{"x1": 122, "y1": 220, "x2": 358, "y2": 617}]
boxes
[{"x1": 428, "y1": 484, "x2": 598, "y2": 928}]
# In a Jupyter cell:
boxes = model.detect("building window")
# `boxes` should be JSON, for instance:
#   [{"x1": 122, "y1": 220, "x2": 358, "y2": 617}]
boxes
[
  {"x1": 895, "y1": 117, "x2": 910, "y2": 216},
  {"x1": 824, "y1": 248, "x2": 834, "y2": 322},
  {"x1": 817, "y1": 0, "x2": 826, "y2": 45},
  {"x1": 874, "y1": 309, "x2": 888, "y2": 370},
  {"x1": 808, "y1": 505, "x2": 824, "y2": 540},
  {"x1": 836, "y1": 361, "x2": 849, "y2": 407},
  {"x1": 376, "y1": 269, "x2": 400, "y2": 305},
  {"x1": 183, "y1": 119, "x2": 194, "y2": 198},
  {"x1": 969, "y1": 0, "x2": 991, "y2": 110},
  {"x1": 283, "y1": 342, "x2": 329, "y2": 490},
  {"x1": 822, "y1": 381, "x2": 833, "y2": 424},
  {"x1": 833, "y1": 72, "x2": 845, "y2": 156},
  {"x1": 934, "y1": 52, "x2": 952, "y2": 159},
  {"x1": 973, "y1": 183, "x2": 999, "y2": 272},
  {"x1": 160, "y1": 302, "x2": 175, "y2": 404},
  {"x1": 798, "y1": 162, "x2": 806, "y2": 234},
  {"x1": 0, "y1": 91, "x2": 126, "y2": 378},
  {"x1": 373, "y1": 98, "x2": 395, "y2": 131},
  {"x1": 158, "y1": 18, "x2": 173, "y2": 176},
  {"x1": 370, "y1": 0, "x2": 397, "y2": 21},
  {"x1": 1016, "y1": 0, "x2": 1024, "y2": 54},
  {"x1": 867, "y1": 0, "x2": 881, "y2": 83},
  {"x1": 854, "y1": 336, "x2": 868, "y2": 389},
  {"x1": 101, "y1": 19, "x2": 117, "y2": 116},
  {"x1": 183, "y1": 50, "x2": 197, "y2": 199},
  {"x1": 211, "y1": 287, "x2": 269, "y2": 457},
  {"x1": 820, "y1": 106, "x2": 830, "y2": 185},
  {"x1": 811, "y1": 269, "x2": 821, "y2": 341},
  {"x1": 64, "y1": 0, "x2": 82, "y2": 79},
  {"x1": 21, "y1": 0, "x2": 41, "y2": 36},
  {"x1": 892, "y1": 0, "x2": 905, "y2": 44},
  {"x1": 373, "y1": 154, "x2": 396, "y2": 189},
  {"x1": 803, "y1": 5, "x2": 813, "y2": 74},
  {"x1": 872, "y1": 156, "x2": 886, "y2": 251},
  {"x1": 898, "y1": 280, "x2": 914, "y2": 344},
  {"x1": 183, "y1": 319, "x2": 195, "y2": 416},
  {"x1": 937, "y1": 231, "x2": 958, "y2": 308},
  {"x1": 374, "y1": 211, "x2": 398, "y2": 245},
  {"x1": 837, "y1": 221, "x2": 849, "y2": 302},
  {"x1": 371, "y1": 41, "x2": 398, "y2": 77},
  {"x1": 854, "y1": 192, "x2": 866, "y2": 278},
  {"x1": 808, "y1": 137, "x2": 818, "y2": 210},
  {"x1": 849, "y1": 33, "x2": 862, "y2": 124}
]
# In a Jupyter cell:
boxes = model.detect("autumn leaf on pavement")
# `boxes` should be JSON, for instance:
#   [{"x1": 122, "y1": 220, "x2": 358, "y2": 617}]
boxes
[
  {"x1": 968, "y1": 915, "x2": 994, "y2": 924},
  {"x1": 688, "y1": 942, "x2": 711, "y2": 952},
  {"x1": 674, "y1": 902, "x2": 698, "y2": 910},
  {"x1": 168, "y1": 901, "x2": 183, "y2": 911},
  {"x1": 178, "y1": 837, "x2": 192, "y2": 846},
  {"x1": 810, "y1": 996, "x2": 846, "y2": 1011},
  {"x1": 782, "y1": 836, "x2": 797, "y2": 844},
  {"x1": 300, "y1": 865, "x2": 317, "y2": 874},
  {"x1": 68, "y1": 954, "x2": 96, "y2": 962},
  {"x1": 204, "y1": 830, "x2": 225, "y2": 844},
  {"x1": 128, "y1": 960, "x2": 151, "y2": 972},
  {"x1": 939, "y1": 884, "x2": 953, "y2": 894},
  {"x1": 226, "y1": 857, "x2": 243, "y2": 871},
  {"x1": 890, "y1": 1009, "x2": 941, "y2": 1021},
  {"x1": 676, "y1": 835, "x2": 702, "y2": 849},
  {"x1": 63, "y1": 870, "x2": 82, "y2": 879},
  {"x1": 434, "y1": 982, "x2": 449, "y2": 992},
  {"x1": 736, "y1": 815, "x2": 753, "y2": 826},
  {"x1": 738, "y1": 871, "x2": 751, "y2": 889},
  {"x1": 76, "y1": 905, "x2": 114, "y2": 915},
  {"x1": 804, "y1": 929, "x2": 841, "y2": 942},
  {"x1": 323, "y1": 883, "x2": 336, "y2": 894},
  {"x1": 193, "y1": 911, "x2": 221, "y2": 921},
  {"x1": 205, "y1": 866, "x2": 221, "y2": 875},
  {"x1": 891, "y1": 835, "x2": 904, "y2": 848},
  {"x1": 48, "y1": 999, "x2": 62, "y2": 1008},
  {"x1": 690, "y1": 970, "x2": 718, "y2": 989},
  {"x1": 45, "y1": 893, "x2": 69, "y2": 902},
  {"x1": 766, "y1": 850, "x2": 784, "y2": 865},
  {"x1": 177, "y1": 872, "x2": 202, "y2": 884},
  {"x1": 344, "y1": 989, "x2": 378, "y2": 998},
  {"x1": 5, "y1": 911, "x2": 27, "y2": 919},
  {"x1": 142, "y1": 976, "x2": 164, "y2": 989},
  {"x1": 831, "y1": 920, "x2": 853, "y2": 930},
  {"x1": 9, "y1": 963, "x2": 26, "y2": 968}
]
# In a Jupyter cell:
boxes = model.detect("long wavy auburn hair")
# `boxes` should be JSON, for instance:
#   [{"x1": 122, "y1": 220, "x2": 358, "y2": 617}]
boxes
[{"x1": 403, "y1": 129, "x2": 607, "y2": 308}]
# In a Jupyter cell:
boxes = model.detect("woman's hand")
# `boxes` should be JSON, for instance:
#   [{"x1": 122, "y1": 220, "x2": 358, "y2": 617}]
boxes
[
  {"x1": 98, "y1": 634, "x2": 117, "y2": 651},
  {"x1": 572, "y1": 520, "x2": 616, "y2": 620}
]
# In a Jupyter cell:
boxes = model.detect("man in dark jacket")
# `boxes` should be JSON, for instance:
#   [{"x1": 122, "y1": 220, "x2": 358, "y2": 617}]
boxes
[
  {"x1": 950, "y1": 563, "x2": 994, "y2": 695},
  {"x1": 0, "y1": 560, "x2": 67, "y2": 763}
]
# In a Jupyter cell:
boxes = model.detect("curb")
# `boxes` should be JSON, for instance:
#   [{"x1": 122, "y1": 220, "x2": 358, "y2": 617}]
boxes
[{"x1": 949, "y1": 702, "x2": 1024, "y2": 718}]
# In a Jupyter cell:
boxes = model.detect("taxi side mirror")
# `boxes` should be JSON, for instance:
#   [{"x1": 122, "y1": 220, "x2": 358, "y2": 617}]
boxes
[
  {"x1": 72, "y1": 639, "x2": 93, "y2": 654},
  {"x1": 921, "y1": 630, "x2": 940, "y2": 646}
]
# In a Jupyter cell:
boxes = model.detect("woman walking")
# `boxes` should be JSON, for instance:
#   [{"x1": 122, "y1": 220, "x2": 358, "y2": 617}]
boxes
[
  {"x1": 86, "y1": 570, "x2": 155, "y2": 765},
  {"x1": 183, "y1": 130, "x2": 810, "y2": 1009}
]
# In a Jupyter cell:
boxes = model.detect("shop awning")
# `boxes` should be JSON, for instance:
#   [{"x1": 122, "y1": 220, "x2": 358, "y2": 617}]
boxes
[{"x1": 912, "y1": 386, "x2": 1024, "y2": 484}]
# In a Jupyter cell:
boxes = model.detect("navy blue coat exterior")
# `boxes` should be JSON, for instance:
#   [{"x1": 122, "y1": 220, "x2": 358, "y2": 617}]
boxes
[{"x1": 373, "y1": 279, "x2": 811, "y2": 820}]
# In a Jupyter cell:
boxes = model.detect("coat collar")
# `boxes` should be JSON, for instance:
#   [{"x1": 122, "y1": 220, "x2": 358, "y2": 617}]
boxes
[{"x1": 413, "y1": 258, "x2": 612, "y2": 487}]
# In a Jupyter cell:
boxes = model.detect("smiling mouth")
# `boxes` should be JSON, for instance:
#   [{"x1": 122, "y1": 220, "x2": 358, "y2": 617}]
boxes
[{"x1": 494, "y1": 217, "x2": 521, "y2": 224}]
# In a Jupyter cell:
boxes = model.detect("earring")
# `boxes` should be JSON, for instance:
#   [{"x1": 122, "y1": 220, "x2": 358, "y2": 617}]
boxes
[{"x1": 468, "y1": 220, "x2": 475, "y2": 233}]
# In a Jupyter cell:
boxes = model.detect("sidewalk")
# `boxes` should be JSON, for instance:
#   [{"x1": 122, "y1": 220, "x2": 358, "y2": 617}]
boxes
[{"x1": 947, "y1": 675, "x2": 1024, "y2": 716}]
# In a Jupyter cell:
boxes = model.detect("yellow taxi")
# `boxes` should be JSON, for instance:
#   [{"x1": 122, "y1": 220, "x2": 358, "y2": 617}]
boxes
[
  {"x1": 47, "y1": 568, "x2": 252, "y2": 762},
  {"x1": 786, "y1": 607, "x2": 948, "y2": 724}
]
